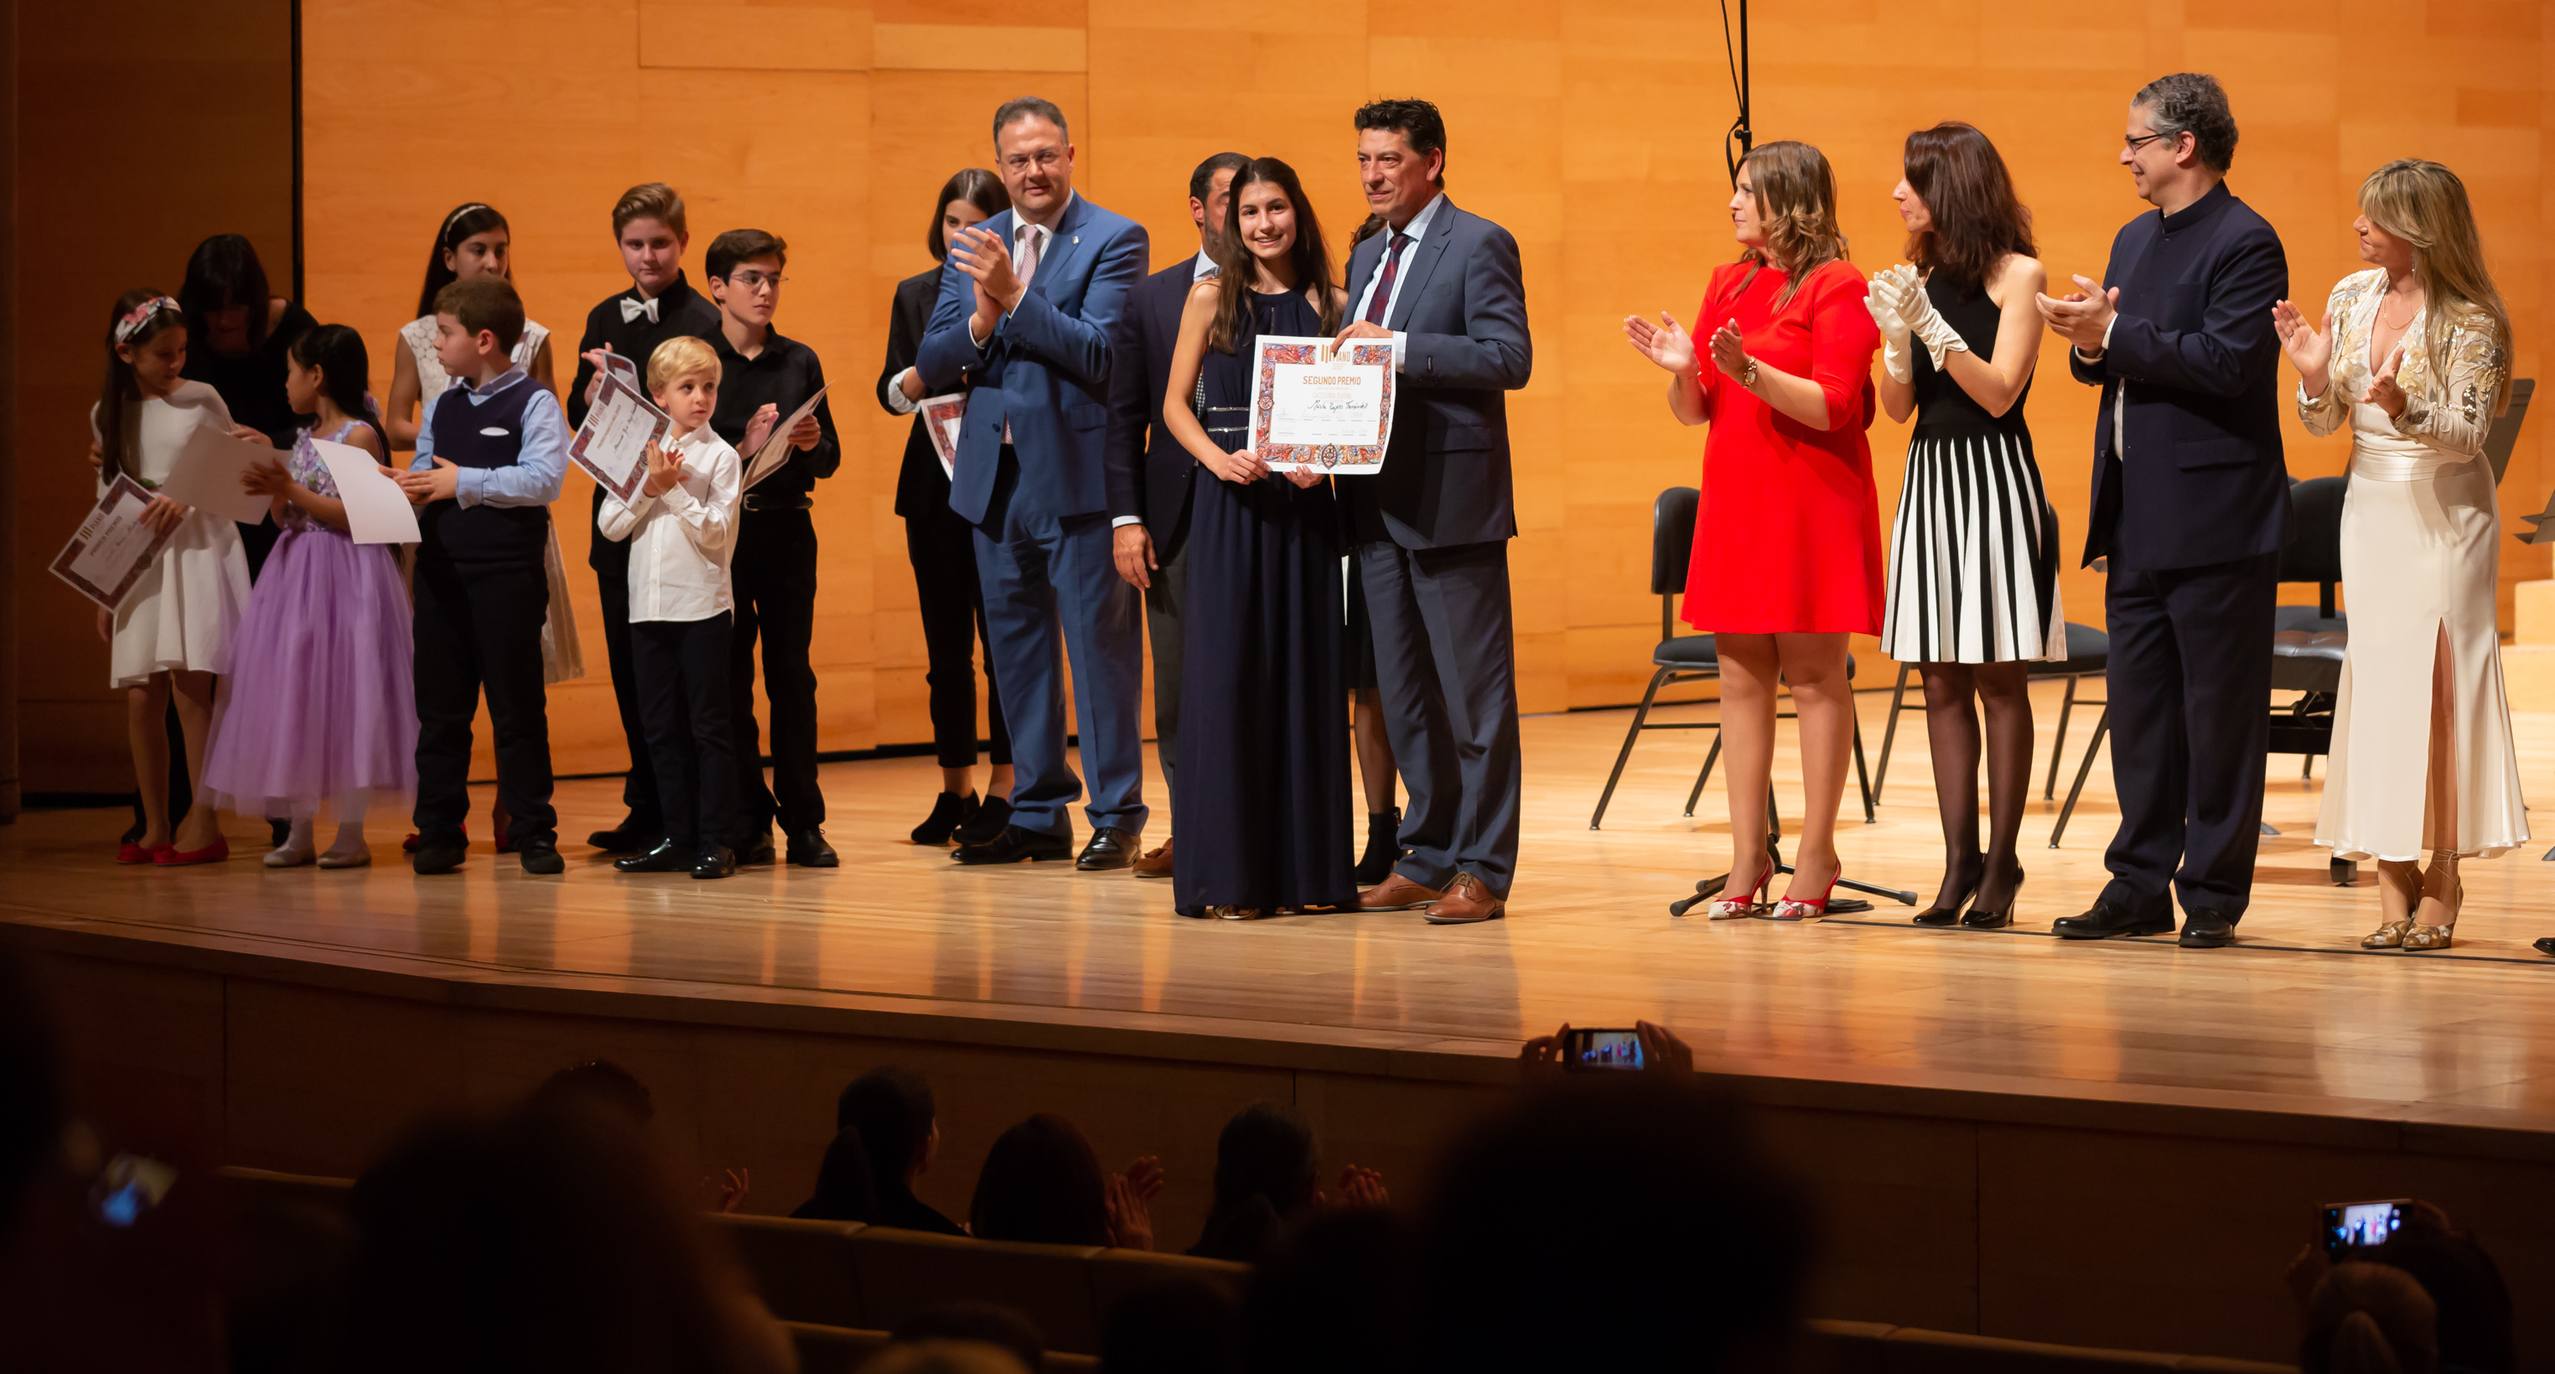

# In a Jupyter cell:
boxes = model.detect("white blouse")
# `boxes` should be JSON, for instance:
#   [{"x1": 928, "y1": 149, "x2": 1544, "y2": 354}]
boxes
[
  {"x1": 2297, "y1": 267, "x2": 2510, "y2": 482},
  {"x1": 402, "y1": 313, "x2": 552, "y2": 409},
  {"x1": 596, "y1": 423, "x2": 740, "y2": 623}
]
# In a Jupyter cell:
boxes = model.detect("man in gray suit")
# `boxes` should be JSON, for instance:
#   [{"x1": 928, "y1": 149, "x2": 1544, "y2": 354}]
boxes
[{"x1": 1331, "y1": 98, "x2": 1532, "y2": 925}]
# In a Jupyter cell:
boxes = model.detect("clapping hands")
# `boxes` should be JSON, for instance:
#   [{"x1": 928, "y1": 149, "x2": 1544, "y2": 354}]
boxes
[
  {"x1": 2363, "y1": 341, "x2": 2409, "y2": 419},
  {"x1": 640, "y1": 439, "x2": 681, "y2": 497},
  {"x1": 1106, "y1": 1155, "x2": 1165, "y2": 1250},
  {"x1": 1706, "y1": 320, "x2": 1750, "y2": 381},
  {"x1": 1622, "y1": 311, "x2": 1697, "y2": 375},
  {"x1": 2271, "y1": 300, "x2": 2334, "y2": 395},
  {"x1": 2035, "y1": 276, "x2": 2120, "y2": 352}
]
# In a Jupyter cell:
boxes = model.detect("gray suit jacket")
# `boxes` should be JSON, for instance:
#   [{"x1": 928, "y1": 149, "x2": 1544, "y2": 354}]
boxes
[{"x1": 1338, "y1": 196, "x2": 1532, "y2": 549}]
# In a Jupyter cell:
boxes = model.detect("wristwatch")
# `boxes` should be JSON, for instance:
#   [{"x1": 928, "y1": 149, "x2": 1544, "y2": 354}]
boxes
[{"x1": 1740, "y1": 355, "x2": 1760, "y2": 390}]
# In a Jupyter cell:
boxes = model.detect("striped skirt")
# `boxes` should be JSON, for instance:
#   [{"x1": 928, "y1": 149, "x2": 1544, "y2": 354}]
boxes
[{"x1": 1880, "y1": 427, "x2": 2066, "y2": 664}]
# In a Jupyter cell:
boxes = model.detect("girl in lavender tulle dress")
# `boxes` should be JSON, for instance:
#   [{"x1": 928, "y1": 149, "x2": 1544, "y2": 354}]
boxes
[{"x1": 200, "y1": 324, "x2": 418, "y2": 867}]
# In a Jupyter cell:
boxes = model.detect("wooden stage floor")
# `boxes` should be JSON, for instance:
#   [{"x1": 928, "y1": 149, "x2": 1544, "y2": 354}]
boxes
[{"x1": 7, "y1": 682, "x2": 2553, "y2": 1132}]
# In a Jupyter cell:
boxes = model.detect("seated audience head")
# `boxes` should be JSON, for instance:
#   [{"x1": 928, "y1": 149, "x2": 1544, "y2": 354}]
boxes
[
  {"x1": 1243, "y1": 1207, "x2": 1415, "y2": 1374},
  {"x1": 2373, "y1": 1224, "x2": 2514, "y2": 1374},
  {"x1": 530, "y1": 1058, "x2": 655, "y2": 1127},
  {"x1": 344, "y1": 1101, "x2": 759, "y2": 1374},
  {"x1": 890, "y1": 1301, "x2": 1044, "y2": 1370},
  {"x1": 793, "y1": 1126, "x2": 879, "y2": 1223},
  {"x1": 838, "y1": 1066, "x2": 940, "y2": 1193},
  {"x1": 1413, "y1": 1076, "x2": 1811, "y2": 1372},
  {"x1": 2301, "y1": 1261, "x2": 2439, "y2": 1374},
  {"x1": 969, "y1": 1113, "x2": 1110, "y2": 1247},
  {"x1": 1190, "y1": 1102, "x2": 1317, "y2": 1264},
  {"x1": 1101, "y1": 1276, "x2": 1241, "y2": 1374}
]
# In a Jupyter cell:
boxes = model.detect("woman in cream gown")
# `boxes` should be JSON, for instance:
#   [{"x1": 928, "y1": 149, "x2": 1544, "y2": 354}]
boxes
[{"x1": 2274, "y1": 158, "x2": 2528, "y2": 952}]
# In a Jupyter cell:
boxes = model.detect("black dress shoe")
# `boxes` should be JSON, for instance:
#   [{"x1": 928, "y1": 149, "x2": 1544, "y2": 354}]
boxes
[
  {"x1": 953, "y1": 796, "x2": 1012, "y2": 847},
  {"x1": 586, "y1": 816, "x2": 664, "y2": 854},
  {"x1": 735, "y1": 834, "x2": 777, "y2": 866},
  {"x1": 952, "y1": 825, "x2": 1073, "y2": 865},
  {"x1": 2052, "y1": 902, "x2": 2175, "y2": 940},
  {"x1": 1352, "y1": 807, "x2": 1402, "y2": 887},
  {"x1": 912, "y1": 792, "x2": 978, "y2": 846},
  {"x1": 690, "y1": 846, "x2": 737, "y2": 880},
  {"x1": 517, "y1": 840, "x2": 564, "y2": 875},
  {"x1": 1076, "y1": 827, "x2": 1142, "y2": 871},
  {"x1": 2179, "y1": 910, "x2": 2238, "y2": 948},
  {"x1": 2535, "y1": 937, "x2": 2555, "y2": 958},
  {"x1": 786, "y1": 829, "x2": 839, "y2": 868},
  {"x1": 615, "y1": 840, "x2": 693, "y2": 873},
  {"x1": 411, "y1": 839, "x2": 467, "y2": 876}
]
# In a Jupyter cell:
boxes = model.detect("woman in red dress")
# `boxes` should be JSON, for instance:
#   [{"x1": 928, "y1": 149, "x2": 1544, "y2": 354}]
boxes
[{"x1": 1623, "y1": 139, "x2": 1883, "y2": 921}]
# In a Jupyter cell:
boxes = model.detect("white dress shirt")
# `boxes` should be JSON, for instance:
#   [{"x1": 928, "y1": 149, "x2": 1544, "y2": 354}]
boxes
[
  {"x1": 409, "y1": 366, "x2": 569, "y2": 508},
  {"x1": 1349, "y1": 191, "x2": 1448, "y2": 372},
  {"x1": 597, "y1": 422, "x2": 741, "y2": 623}
]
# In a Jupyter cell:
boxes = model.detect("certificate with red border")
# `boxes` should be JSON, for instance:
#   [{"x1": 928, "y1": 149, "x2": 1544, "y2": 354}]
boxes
[
  {"x1": 1248, "y1": 335, "x2": 1400, "y2": 474},
  {"x1": 567, "y1": 372, "x2": 670, "y2": 503},
  {"x1": 920, "y1": 394, "x2": 967, "y2": 480},
  {"x1": 52, "y1": 473, "x2": 176, "y2": 611}
]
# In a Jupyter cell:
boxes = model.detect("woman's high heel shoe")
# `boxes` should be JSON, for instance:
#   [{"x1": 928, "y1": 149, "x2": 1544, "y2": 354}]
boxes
[
  {"x1": 2362, "y1": 919, "x2": 2414, "y2": 950},
  {"x1": 1912, "y1": 857, "x2": 1983, "y2": 927},
  {"x1": 1963, "y1": 868, "x2": 2024, "y2": 930},
  {"x1": 1701, "y1": 864, "x2": 1774, "y2": 920},
  {"x1": 1769, "y1": 871, "x2": 1840, "y2": 923},
  {"x1": 2403, "y1": 880, "x2": 2463, "y2": 952}
]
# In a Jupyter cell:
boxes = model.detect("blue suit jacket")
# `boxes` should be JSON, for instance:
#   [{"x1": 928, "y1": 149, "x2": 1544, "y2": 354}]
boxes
[
  {"x1": 916, "y1": 195, "x2": 1150, "y2": 527},
  {"x1": 2070, "y1": 182, "x2": 2291, "y2": 572}
]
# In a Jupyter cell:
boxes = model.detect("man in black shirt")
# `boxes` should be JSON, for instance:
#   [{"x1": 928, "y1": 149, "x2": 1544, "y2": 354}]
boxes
[
  {"x1": 704, "y1": 228, "x2": 842, "y2": 867},
  {"x1": 568, "y1": 183, "x2": 725, "y2": 854}
]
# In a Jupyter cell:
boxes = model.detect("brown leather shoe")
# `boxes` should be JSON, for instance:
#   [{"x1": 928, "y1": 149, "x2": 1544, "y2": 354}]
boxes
[
  {"x1": 1423, "y1": 874, "x2": 1507, "y2": 925},
  {"x1": 1357, "y1": 872, "x2": 1446, "y2": 912},
  {"x1": 1132, "y1": 835, "x2": 1174, "y2": 879}
]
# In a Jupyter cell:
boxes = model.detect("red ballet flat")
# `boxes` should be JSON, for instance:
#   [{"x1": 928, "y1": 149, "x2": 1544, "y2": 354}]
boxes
[
  {"x1": 154, "y1": 837, "x2": 231, "y2": 867},
  {"x1": 116, "y1": 841, "x2": 166, "y2": 865}
]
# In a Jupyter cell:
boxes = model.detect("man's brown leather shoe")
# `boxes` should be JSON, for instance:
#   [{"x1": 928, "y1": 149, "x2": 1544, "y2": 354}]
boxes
[
  {"x1": 1132, "y1": 836, "x2": 1174, "y2": 879},
  {"x1": 1423, "y1": 874, "x2": 1507, "y2": 925},
  {"x1": 1357, "y1": 872, "x2": 1445, "y2": 912}
]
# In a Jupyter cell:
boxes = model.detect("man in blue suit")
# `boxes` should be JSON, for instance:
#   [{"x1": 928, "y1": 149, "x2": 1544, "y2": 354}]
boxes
[
  {"x1": 2038, "y1": 73, "x2": 2290, "y2": 948},
  {"x1": 918, "y1": 96, "x2": 1151, "y2": 868}
]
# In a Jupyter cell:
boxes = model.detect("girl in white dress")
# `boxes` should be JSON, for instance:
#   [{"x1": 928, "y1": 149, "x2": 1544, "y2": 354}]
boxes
[
  {"x1": 92, "y1": 291, "x2": 253, "y2": 865},
  {"x1": 2273, "y1": 159, "x2": 2529, "y2": 952}
]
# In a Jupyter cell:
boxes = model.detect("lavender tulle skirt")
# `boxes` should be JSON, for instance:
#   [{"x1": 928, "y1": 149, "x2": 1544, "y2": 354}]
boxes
[{"x1": 201, "y1": 524, "x2": 418, "y2": 818}]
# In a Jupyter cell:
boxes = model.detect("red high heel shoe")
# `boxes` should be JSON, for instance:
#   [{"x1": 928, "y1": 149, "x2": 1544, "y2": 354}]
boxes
[
  {"x1": 154, "y1": 836, "x2": 231, "y2": 867},
  {"x1": 1769, "y1": 869, "x2": 1840, "y2": 922},
  {"x1": 1701, "y1": 862, "x2": 1775, "y2": 920}
]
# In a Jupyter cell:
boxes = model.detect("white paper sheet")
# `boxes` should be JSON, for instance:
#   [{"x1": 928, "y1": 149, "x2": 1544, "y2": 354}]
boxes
[
  {"x1": 51, "y1": 474, "x2": 175, "y2": 610},
  {"x1": 744, "y1": 386, "x2": 829, "y2": 491},
  {"x1": 312, "y1": 439, "x2": 423, "y2": 545},
  {"x1": 1248, "y1": 335, "x2": 1401, "y2": 475},
  {"x1": 160, "y1": 419, "x2": 281, "y2": 523},
  {"x1": 568, "y1": 373, "x2": 670, "y2": 502},
  {"x1": 920, "y1": 393, "x2": 967, "y2": 480}
]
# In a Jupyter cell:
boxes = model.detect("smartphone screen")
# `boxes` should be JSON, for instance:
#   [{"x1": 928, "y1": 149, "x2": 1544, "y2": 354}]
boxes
[
  {"x1": 1563, "y1": 1028, "x2": 1645, "y2": 1072},
  {"x1": 90, "y1": 1153, "x2": 178, "y2": 1229},
  {"x1": 2321, "y1": 1200, "x2": 2405, "y2": 1257}
]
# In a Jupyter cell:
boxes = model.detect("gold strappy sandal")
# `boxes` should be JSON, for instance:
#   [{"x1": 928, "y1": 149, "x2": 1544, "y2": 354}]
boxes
[
  {"x1": 2362, "y1": 919, "x2": 2414, "y2": 950},
  {"x1": 2403, "y1": 879, "x2": 2463, "y2": 953}
]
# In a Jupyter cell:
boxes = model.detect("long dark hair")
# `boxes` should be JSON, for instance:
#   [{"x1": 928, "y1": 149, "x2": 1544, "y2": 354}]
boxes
[
  {"x1": 98, "y1": 288, "x2": 186, "y2": 483},
  {"x1": 179, "y1": 234, "x2": 275, "y2": 354},
  {"x1": 927, "y1": 168, "x2": 1010, "y2": 262},
  {"x1": 289, "y1": 324, "x2": 389, "y2": 454},
  {"x1": 1208, "y1": 157, "x2": 1340, "y2": 353},
  {"x1": 968, "y1": 1114, "x2": 1110, "y2": 1247},
  {"x1": 416, "y1": 202, "x2": 511, "y2": 320},
  {"x1": 1903, "y1": 123, "x2": 2036, "y2": 295}
]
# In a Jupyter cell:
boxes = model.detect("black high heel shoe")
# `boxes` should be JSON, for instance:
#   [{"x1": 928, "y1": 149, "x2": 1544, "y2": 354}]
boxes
[
  {"x1": 1963, "y1": 866, "x2": 2024, "y2": 929},
  {"x1": 911, "y1": 792, "x2": 979, "y2": 846},
  {"x1": 1912, "y1": 856, "x2": 1984, "y2": 927}
]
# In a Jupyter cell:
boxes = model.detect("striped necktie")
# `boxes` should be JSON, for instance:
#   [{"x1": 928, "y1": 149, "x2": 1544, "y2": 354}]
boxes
[{"x1": 1363, "y1": 232, "x2": 1413, "y2": 326}]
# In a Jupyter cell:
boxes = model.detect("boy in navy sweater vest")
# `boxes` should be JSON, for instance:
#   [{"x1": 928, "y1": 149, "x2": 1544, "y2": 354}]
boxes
[{"x1": 401, "y1": 277, "x2": 571, "y2": 875}]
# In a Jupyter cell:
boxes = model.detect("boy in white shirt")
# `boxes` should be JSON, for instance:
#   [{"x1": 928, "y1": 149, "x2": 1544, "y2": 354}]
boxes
[{"x1": 600, "y1": 336, "x2": 765, "y2": 879}]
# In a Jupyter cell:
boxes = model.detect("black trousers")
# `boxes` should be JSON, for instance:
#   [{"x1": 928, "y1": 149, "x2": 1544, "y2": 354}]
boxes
[
  {"x1": 596, "y1": 563, "x2": 661, "y2": 830},
  {"x1": 634, "y1": 613, "x2": 737, "y2": 851},
  {"x1": 903, "y1": 507, "x2": 1011, "y2": 771},
  {"x1": 412, "y1": 556, "x2": 557, "y2": 846},
  {"x1": 2100, "y1": 552, "x2": 2278, "y2": 921},
  {"x1": 730, "y1": 506, "x2": 823, "y2": 840}
]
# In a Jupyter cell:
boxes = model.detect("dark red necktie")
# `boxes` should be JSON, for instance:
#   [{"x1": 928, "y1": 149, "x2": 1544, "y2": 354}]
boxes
[{"x1": 1362, "y1": 232, "x2": 1413, "y2": 325}]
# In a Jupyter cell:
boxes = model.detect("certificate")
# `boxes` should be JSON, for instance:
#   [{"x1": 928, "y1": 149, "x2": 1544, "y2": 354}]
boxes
[
  {"x1": 1248, "y1": 335, "x2": 1401, "y2": 475},
  {"x1": 52, "y1": 474, "x2": 176, "y2": 610},
  {"x1": 160, "y1": 418, "x2": 279, "y2": 524},
  {"x1": 311, "y1": 438, "x2": 422, "y2": 546},
  {"x1": 568, "y1": 372, "x2": 671, "y2": 503},
  {"x1": 920, "y1": 393, "x2": 967, "y2": 480},
  {"x1": 744, "y1": 386, "x2": 829, "y2": 491}
]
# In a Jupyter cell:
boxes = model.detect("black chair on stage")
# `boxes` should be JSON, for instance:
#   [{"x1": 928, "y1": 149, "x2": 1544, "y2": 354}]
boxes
[
  {"x1": 1590, "y1": 486, "x2": 1874, "y2": 830},
  {"x1": 1868, "y1": 621, "x2": 2111, "y2": 808}
]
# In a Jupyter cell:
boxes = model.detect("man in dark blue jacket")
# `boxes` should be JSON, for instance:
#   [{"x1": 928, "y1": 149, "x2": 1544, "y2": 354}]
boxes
[{"x1": 2038, "y1": 73, "x2": 2290, "y2": 949}]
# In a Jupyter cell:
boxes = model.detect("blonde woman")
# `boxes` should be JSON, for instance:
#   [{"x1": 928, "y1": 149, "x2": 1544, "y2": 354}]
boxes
[
  {"x1": 2273, "y1": 159, "x2": 2528, "y2": 951},
  {"x1": 1624, "y1": 140, "x2": 1883, "y2": 920}
]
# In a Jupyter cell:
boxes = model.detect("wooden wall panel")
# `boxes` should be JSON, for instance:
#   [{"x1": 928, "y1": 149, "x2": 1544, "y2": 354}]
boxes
[{"x1": 22, "y1": 0, "x2": 2542, "y2": 791}]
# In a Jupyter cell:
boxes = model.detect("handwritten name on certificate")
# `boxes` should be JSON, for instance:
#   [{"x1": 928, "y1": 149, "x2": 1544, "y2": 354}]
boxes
[
  {"x1": 52, "y1": 474, "x2": 177, "y2": 611},
  {"x1": 1248, "y1": 335, "x2": 1400, "y2": 475},
  {"x1": 568, "y1": 373, "x2": 671, "y2": 503}
]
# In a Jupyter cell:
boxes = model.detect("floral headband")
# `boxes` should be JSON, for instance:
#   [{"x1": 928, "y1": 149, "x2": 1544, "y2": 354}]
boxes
[{"x1": 112, "y1": 295, "x2": 183, "y2": 348}]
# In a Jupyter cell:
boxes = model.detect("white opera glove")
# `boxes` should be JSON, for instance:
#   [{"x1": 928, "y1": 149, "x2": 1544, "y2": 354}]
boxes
[
  {"x1": 1864, "y1": 277, "x2": 1914, "y2": 385},
  {"x1": 1890, "y1": 267, "x2": 1970, "y2": 371}
]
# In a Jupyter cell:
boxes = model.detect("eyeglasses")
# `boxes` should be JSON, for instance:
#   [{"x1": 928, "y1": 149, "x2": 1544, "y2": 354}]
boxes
[
  {"x1": 729, "y1": 270, "x2": 788, "y2": 292},
  {"x1": 2122, "y1": 131, "x2": 2172, "y2": 153},
  {"x1": 1001, "y1": 149, "x2": 1065, "y2": 174}
]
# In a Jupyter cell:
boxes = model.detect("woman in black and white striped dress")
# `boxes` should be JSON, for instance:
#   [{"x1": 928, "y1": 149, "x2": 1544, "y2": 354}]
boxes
[{"x1": 1866, "y1": 122, "x2": 2062, "y2": 930}]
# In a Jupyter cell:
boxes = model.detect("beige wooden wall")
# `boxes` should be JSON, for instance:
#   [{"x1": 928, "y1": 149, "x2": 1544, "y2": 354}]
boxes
[{"x1": 296, "y1": 0, "x2": 2555, "y2": 776}]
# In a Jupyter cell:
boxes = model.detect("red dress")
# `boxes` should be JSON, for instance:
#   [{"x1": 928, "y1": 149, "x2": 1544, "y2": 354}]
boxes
[{"x1": 1682, "y1": 258, "x2": 1885, "y2": 635}]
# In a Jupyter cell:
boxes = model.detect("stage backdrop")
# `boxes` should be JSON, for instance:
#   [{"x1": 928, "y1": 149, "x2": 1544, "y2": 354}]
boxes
[{"x1": 18, "y1": 0, "x2": 2548, "y2": 790}]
